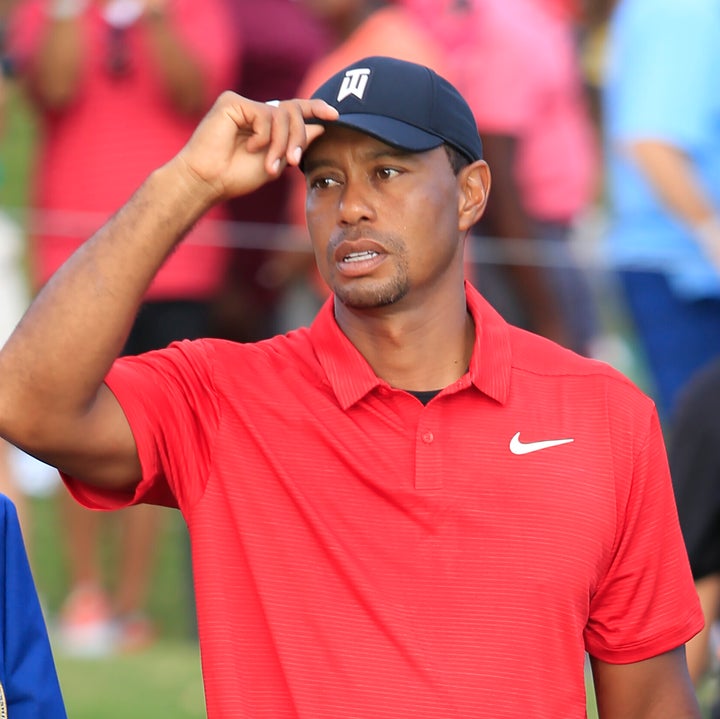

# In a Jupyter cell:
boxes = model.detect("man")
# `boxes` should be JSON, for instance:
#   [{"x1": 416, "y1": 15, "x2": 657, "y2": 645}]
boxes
[
  {"x1": 669, "y1": 358, "x2": 720, "y2": 717},
  {"x1": 403, "y1": 0, "x2": 599, "y2": 356},
  {"x1": 0, "y1": 56, "x2": 705, "y2": 718}
]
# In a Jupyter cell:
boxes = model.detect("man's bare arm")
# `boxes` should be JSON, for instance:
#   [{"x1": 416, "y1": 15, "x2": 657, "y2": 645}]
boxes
[
  {"x1": 0, "y1": 92, "x2": 337, "y2": 490},
  {"x1": 591, "y1": 646, "x2": 702, "y2": 718}
]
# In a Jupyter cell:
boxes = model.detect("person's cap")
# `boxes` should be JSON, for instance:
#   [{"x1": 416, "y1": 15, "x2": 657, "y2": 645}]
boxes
[{"x1": 308, "y1": 55, "x2": 482, "y2": 163}]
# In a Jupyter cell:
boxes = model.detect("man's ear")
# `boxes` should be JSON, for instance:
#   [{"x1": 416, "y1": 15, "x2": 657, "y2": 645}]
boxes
[{"x1": 458, "y1": 160, "x2": 491, "y2": 232}]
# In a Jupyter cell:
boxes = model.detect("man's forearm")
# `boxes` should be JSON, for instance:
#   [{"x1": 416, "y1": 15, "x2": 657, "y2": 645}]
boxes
[{"x1": 0, "y1": 90, "x2": 337, "y2": 467}]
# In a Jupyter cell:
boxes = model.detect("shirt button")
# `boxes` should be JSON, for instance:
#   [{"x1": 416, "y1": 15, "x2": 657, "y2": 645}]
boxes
[{"x1": 422, "y1": 431, "x2": 434, "y2": 444}]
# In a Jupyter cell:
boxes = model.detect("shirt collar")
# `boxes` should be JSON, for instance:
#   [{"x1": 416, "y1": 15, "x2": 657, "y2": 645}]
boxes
[{"x1": 310, "y1": 281, "x2": 512, "y2": 409}]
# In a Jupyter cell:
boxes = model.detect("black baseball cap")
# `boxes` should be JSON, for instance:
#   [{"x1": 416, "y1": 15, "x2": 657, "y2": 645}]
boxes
[{"x1": 308, "y1": 55, "x2": 483, "y2": 163}]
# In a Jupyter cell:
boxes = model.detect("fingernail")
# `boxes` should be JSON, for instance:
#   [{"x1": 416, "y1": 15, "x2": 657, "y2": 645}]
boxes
[
  {"x1": 271, "y1": 158, "x2": 281, "y2": 173},
  {"x1": 293, "y1": 147, "x2": 302, "y2": 164}
]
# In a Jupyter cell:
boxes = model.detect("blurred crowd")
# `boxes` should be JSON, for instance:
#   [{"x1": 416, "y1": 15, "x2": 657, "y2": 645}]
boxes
[{"x1": 0, "y1": 0, "x2": 718, "y2": 713}]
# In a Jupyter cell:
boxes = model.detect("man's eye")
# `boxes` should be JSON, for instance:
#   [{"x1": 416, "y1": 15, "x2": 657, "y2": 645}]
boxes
[
  {"x1": 377, "y1": 167, "x2": 400, "y2": 180},
  {"x1": 310, "y1": 176, "x2": 340, "y2": 190}
]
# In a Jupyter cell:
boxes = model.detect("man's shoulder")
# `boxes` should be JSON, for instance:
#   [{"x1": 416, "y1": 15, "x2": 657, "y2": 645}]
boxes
[
  {"x1": 198, "y1": 328, "x2": 314, "y2": 362},
  {"x1": 114, "y1": 329, "x2": 318, "y2": 384},
  {"x1": 505, "y1": 328, "x2": 660, "y2": 431},
  {"x1": 508, "y1": 324, "x2": 641, "y2": 391},
  {"x1": 192, "y1": 329, "x2": 319, "y2": 380}
]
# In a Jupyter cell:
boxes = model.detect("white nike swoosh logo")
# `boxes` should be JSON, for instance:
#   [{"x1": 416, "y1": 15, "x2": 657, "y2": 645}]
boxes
[{"x1": 509, "y1": 432, "x2": 574, "y2": 455}]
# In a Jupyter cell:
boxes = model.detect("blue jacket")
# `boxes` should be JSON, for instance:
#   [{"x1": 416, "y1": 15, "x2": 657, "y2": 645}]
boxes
[{"x1": 0, "y1": 494, "x2": 66, "y2": 718}]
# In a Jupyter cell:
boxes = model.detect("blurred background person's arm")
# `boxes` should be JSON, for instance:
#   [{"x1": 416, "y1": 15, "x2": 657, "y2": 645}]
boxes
[
  {"x1": 628, "y1": 141, "x2": 720, "y2": 274},
  {"x1": 140, "y1": 0, "x2": 205, "y2": 116},
  {"x1": 25, "y1": 0, "x2": 85, "y2": 109}
]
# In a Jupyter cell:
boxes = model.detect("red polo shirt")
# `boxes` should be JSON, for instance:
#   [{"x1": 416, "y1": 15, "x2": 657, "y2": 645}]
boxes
[{"x1": 65, "y1": 282, "x2": 702, "y2": 719}]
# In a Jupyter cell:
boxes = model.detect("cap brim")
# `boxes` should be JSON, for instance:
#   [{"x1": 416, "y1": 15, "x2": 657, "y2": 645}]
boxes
[{"x1": 310, "y1": 113, "x2": 444, "y2": 154}]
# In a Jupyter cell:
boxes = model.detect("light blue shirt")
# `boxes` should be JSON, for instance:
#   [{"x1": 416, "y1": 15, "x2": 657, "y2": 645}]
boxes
[{"x1": 604, "y1": 0, "x2": 720, "y2": 298}]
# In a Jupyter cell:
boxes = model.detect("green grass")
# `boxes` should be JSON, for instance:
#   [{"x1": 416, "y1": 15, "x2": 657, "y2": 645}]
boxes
[
  {"x1": 56, "y1": 641, "x2": 205, "y2": 719},
  {"x1": 28, "y1": 495, "x2": 197, "y2": 640},
  {"x1": 28, "y1": 494, "x2": 205, "y2": 717}
]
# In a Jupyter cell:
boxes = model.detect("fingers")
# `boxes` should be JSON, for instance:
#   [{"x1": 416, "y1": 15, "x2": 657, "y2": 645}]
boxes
[
  {"x1": 178, "y1": 92, "x2": 339, "y2": 201},
  {"x1": 247, "y1": 98, "x2": 339, "y2": 177}
]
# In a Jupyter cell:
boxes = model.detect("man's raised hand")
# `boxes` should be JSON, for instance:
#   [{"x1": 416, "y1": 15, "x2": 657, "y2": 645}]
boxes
[{"x1": 171, "y1": 91, "x2": 339, "y2": 206}]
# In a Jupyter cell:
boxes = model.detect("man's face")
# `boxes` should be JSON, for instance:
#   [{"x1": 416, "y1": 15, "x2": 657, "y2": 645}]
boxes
[{"x1": 302, "y1": 126, "x2": 466, "y2": 310}]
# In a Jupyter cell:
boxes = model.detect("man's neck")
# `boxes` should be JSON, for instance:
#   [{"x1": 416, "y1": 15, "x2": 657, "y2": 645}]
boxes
[{"x1": 334, "y1": 291, "x2": 475, "y2": 393}]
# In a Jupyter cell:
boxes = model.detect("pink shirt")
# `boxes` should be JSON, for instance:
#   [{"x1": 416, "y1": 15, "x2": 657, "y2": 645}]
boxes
[{"x1": 9, "y1": 0, "x2": 237, "y2": 299}]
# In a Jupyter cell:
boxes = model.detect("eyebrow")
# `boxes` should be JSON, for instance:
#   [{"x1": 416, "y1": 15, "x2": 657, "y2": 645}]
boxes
[{"x1": 302, "y1": 145, "x2": 417, "y2": 174}]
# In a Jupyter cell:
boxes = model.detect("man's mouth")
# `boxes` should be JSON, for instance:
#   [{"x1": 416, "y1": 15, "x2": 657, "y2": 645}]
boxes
[{"x1": 343, "y1": 250, "x2": 379, "y2": 263}]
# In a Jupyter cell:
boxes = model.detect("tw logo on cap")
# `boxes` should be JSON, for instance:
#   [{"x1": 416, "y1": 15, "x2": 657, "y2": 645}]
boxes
[{"x1": 337, "y1": 68, "x2": 371, "y2": 102}]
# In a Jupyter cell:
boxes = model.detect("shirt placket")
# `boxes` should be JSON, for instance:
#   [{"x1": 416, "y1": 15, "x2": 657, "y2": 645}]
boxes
[{"x1": 415, "y1": 406, "x2": 443, "y2": 490}]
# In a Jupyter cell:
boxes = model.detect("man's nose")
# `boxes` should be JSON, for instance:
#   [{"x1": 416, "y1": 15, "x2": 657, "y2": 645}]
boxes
[{"x1": 338, "y1": 179, "x2": 376, "y2": 225}]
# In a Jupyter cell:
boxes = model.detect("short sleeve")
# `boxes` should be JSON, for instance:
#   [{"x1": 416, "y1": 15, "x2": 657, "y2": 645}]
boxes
[
  {"x1": 584, "y1": 409, "x2": 704, "y2": 663},
  {"x1": 63, "y1": 339, "x2": 220, "y2": 515}
]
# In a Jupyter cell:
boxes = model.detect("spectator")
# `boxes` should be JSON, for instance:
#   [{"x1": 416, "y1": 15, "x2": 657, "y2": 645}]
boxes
[
  {"x1": 669, "y1": 358, "x2": 720, "y2": 717},
  {"x1": 409, "y1": 0, "x2": 600, "y2": 355},
  {"x1": 7, "y1": 0, "x2": 236, "y2": 655},
  {"x1": 603, "y1": 0, "x2": 720, "y2": 424}
]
